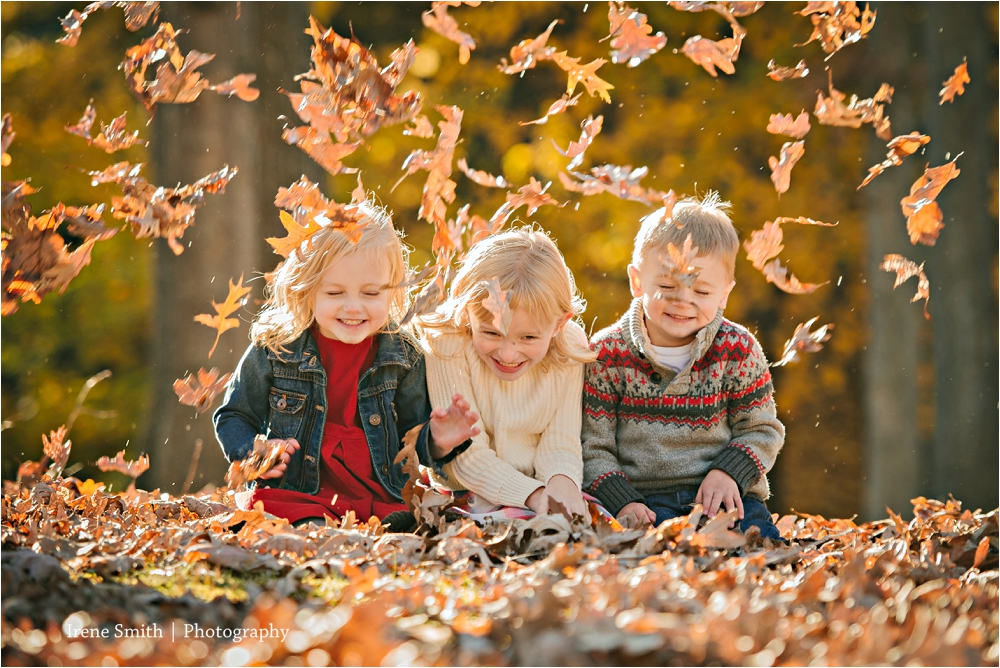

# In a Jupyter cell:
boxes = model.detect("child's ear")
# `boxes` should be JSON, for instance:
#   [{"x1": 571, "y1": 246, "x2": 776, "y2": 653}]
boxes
[
  {"x1": 555, "y1": 312, "x2": 573, "y2": 332},
  {"x1": 627, "y1": 264, "x2": 644, "y2": 298},
  {"x1": 719, "y1": 279, "x2": 737, "y2": 309}
]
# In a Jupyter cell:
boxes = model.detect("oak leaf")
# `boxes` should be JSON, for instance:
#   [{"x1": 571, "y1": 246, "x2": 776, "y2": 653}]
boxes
[
  {"x1": 499, "y1": 19, "x2": 560, "y2": 75},
  {"x1": 681, "y1": 34, "x2": 741, "y2": 77},
  {"x1": 457, "y1": 158, "x2": 508, "y2": 188},
  {"x1": 939, "y1": 61, "x2": 970, "y2": 105},
  {"x1": 42, "y1": 426, "x2": 72, "y2": 477},
  {"x1": 555, "y1": 115, "x2": 604, "y2": 171},
  {"x1": 814, "y1": 73, "x2": 893, "y2": 139},
  {"x1": 661, "y1": 234, "x2": 701, "y2": 287},
  {"x1": 607, "y1": 2, "x2": 667, "y2": 68},
  {"x1": 743, "y1": 220, "x2": 784, "y2": 270},
  {"x1": 768, "y1": 141, "x2": 805, "y2": 195},
  {"x1": 519, "y1": 92, "x2": 583, "y2": 126},
  {"x1": 481, "y1": 277, "x2": 514, "y2": 336},
  {"x1": 96, "y1": 450, "x2": 150, "y2": 480},
  {"x1": 560, "y1": 164, "x2": 671, "y2": 206},
  {"x1": 767, "y1": 59, "x2": 809, "y2": 81},
  {"x1": 225, "y1": 436, "x2": 287, "y2": 489},
  {"x1": 65, "y1": 101, "x2": 97, "y2": 141},
  {"x1": 210, "y1": 73, "x2": 260, "y2": 102},
  {"x1": 398, "y1": 105, "x2": 464, "y2": 228},
  {"x1": 550, "y1": 52, "x2": 614, "y2": 103},
  {"x1": 194, "y1": 274, "x2": 252, "y2": 358},
  {"x1": 58, "y1": 2, "x2": 160, "y2": 47},
  {"x1": 797, "y1": 1, "x2": 876, "y2": 59},
  {"x1": 422, "y1": 1, "x2": 480, "y2": 65},
  {"x1": 403, "y1": 115, "x2": 435, "y2": 138},
  {"x1": 858, "y1": 132, "x2": 931, "y2": 189},
  {"x1": 762, "y1": 258, "x2": 827, "y2": 294},
  {"x1": 767, "y1": 111, "x2": 811, "y2": 139},
  {"x1": 900, "y1": 157, "x2": 961, "y2": 246},
  {"x1": 772, "y1": 317, "x2": 834, "y2": 367},
  {"x1": 173, "y1": 368, "x2": 233, "y2": 414},
  {"x1": 393, "y1": 424, "x2": 425, "y2": 487},
  {"x1": 489, "y1": 178, "x2": 562, "y2": 229},
  {"x1": 880, "y1": 254, "x2": 930, "y2": 319},
  {"x1": 281, "y1": 126, "x2": 359, "y2": 176}
]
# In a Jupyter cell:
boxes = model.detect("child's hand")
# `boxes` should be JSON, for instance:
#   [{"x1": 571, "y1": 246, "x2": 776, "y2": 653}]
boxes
[
  {"x1": 542, "y1": 474, "x2": 588, "y2": 519},
  {"x1": 428, "y1": 393, "x2": 480, "y2": 459},
  {"x1": 617, "y1": 502, "x2": 657, "y2": 528},
  {"x1": 258, "y1": 438, "x2": 300, "y2": 480},
  {"x1": 695, "y1": 469, "x2": 744, "y2": 523}
]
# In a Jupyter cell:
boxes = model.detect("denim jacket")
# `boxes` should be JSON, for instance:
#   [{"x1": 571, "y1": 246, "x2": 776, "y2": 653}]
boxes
[{"x1": 213, "y1": 327, "x2": 464, "y2": 501}]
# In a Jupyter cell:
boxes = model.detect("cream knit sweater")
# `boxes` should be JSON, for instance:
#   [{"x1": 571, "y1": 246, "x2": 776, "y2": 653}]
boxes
[{"x1": 423, "y1": 322, "x2": 587, "y2": 508}]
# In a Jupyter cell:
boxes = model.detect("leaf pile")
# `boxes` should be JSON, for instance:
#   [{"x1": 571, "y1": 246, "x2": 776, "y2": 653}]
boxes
[{"x1": 2, "y1": 474, "x2": 997, "y2": 666}]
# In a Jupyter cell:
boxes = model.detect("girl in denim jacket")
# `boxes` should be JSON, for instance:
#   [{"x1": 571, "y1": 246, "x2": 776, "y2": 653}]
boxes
[{"x1": 214, "y1": 199, "x2": 479, "y2": 528}]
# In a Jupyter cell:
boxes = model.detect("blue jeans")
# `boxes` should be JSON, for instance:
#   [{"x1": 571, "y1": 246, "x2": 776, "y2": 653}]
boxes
[{"x1": 645, "y1": 490, "x2": 782, "y2": 541}]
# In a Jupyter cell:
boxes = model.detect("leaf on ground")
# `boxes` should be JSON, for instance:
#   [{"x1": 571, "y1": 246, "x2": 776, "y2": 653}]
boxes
[
  {"x1": 457, "y1": 158, "x2": 508, "y2": 188},
  {"x1": 689, "y1": 508, "x2": 746, "y2": 549},
  {"x1": 96, "y1": 450, "x2": 150, "y2": 480},
  {"x1": 499, "y1": 19, "x2": 560, "y2": 75},
  {"x1": 422, "y1": 1, "x2": 480, "y2": 64},
  {"x1": 797, "y1": 1, "x2": 876, "y2": 59},
  {"x1": 767, "y1": 59, "x2": 809, "y2": 81},
  {"x1": 173, "y1": 368, "x2": 233, "y2": 413},
  {"x1": 858, "y1": 132, "x2": 931, "y2": 189},
  {"x1": 762, "y1": 258, "x2": 827, "y2": 294},
  {"x1": 607, "y1": 1, "x2": 667, "y2": 68},
  {"x1": 555, "y1": 115, "x2": 603, "y2": 171},
  {"x1": 520, "y1": 92, "x2": 583, "y2": 126},
  {"x1": 939, "y1": 60, "x2": 970, "y2": 104},
  {"x1": 193, "y1": 274, "x2": 252, "y2": 358},
  {"x1": 880, "y1": 254, "x2": 931, "y2": 319},
  {"x1": 767, "y1": 111, "x2": 811, "y2": 139},
  {"x1": 900, "y1": 157, "x2": 960, "y2": 246},
  {"x1": 550, "y1": 51, "x2": 614, "y2": 103},
  {"x1": 772, "y1": 316, "x2": 834, "y2": 367},
  {"x1": 481, "y1": 277, "x2": 514, "y2": 336},
  {"x1": 768, "y1": 140, "x2": 805, "y2": 195}
]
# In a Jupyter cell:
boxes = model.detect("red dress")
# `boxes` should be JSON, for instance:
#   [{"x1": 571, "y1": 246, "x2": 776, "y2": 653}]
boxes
[{"x1": 245, "y1": 329, "x2": 407, "y2": 523}]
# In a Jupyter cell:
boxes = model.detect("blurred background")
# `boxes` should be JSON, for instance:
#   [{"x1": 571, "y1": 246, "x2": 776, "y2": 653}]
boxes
[{"x1": 2, "y1": 1, "x2": 996, "y2": 520}]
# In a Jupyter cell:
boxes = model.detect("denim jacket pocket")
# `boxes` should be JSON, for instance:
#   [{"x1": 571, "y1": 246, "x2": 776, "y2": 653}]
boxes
[{"x1": 268, "y1": 388, "x2": 307, "y2": 440}]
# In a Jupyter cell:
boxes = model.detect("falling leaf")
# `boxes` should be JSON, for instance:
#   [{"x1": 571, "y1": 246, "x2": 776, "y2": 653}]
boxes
[
  {"x1": 550, "y1": 51, "x2": 615, "y2": 103},
  {"x1": 560, "y1": 164, "x2": 670, "y2": 206},
  {"x1": 92, "y1": 112, "x2": 143, "y2": 153},
  {"x1": 481, "y1": 277, "x2": 514, "y2": 336},
  {"x1": 422, "y1": 1, "x2": 480, "y2": 64},
  {"x1": 797, "y1": 1, "x2": 876, "y2": 59},
  {"x1": 768, "y1": 140, "x2": 806, "y2": 195},
  {"x1": 661, "y1": 234, "x2": 701, "y2": 287},
  {"x1": 57, "y1": 1, "x2": 160, "y2": 47},
  {"x1": 398, "y1": 105, "x2": 464, "y2": 228},
  {"x1": 858, "y1": 132, "x2": 931, "y2": 189},
  {"x1": 65, "y1": 101, "x2": 96, "y2": 141},
  {"x1": 681, "y1": 33, "x2": 742, "y2": 77},
  {"x1": 173, "y1": 368, "x2": 233, "y2": 413},
  {"x1": 42, "y1": 426, "x2": 72, "y2": 476},
  {"x1": 607, "y1": 1, "x2": 667, "y2": 68},
  {"x1": 772, "y1": 216, "x2": 837, "y2": 227},
  {"x1": 519, "y1": 92, "x2": 583, "y2": 126},
  {"x1": 401, "y1": 260, "x2": 455, "y2": 326},
  {"x1": 1, "y1": 114, "x2": 14, "y2": 166},
  {"x1": 404, "y1": 115, "x2": 435, "y2": 138},
  {"x1": 393, "y1": 424, "x2": 425, "y2": 485},
  {"x1": 194, "y1": 274, "x2": 252, "y2": 358},
  {"x1": 743, "y1": 220, "x2": 785, "y2": 270},
  {"x1": 271, "y1": 177, "x2": 367, "y2": 255},
  {"x1": 498, "y1": 19, "x2": 561, "y2": 75},
  {"x1": 225, "y1": 436, "x2": 288, "y2": 488},
  {"x1": 96, "y1": 450, "x2": 150, "y2": 480},
  {"x1": 281, "y1": 127, "x2": 360, "y2": 176},
  {"x1": 900, "y1": 157, "x2": 961, "y2": 246},
  {"x1": 767, "y1": 59, "x2": 809, "y2": 81},
  {"x1": 880, "y1": 254, "x2": 931, "y2": 319},
  {"x1": 772, "y1": 316, "x2": 834, "y2": 367},
  {"x1": 939, "y1": 60, "x2": 970, "y2": 104},
  {"x1": 489, "y1": 177, "x2": 562, "y2": 229},
  {"x1": 210, "y1": 73, "x2": 260, "y2": 102},
  {"x1": 767, "y1": 111, "x2": 811, "y2": 139},
  {"x1": 555, "y1": 115, "x2": 604, "y2": 171},
  {"x1": 457, "y1": 158, "x2": 508, "y2": 188},
  {"x1": 762, "y1": 258, "x2": 827, "y2": 294},
  {"x1": 814, "y1": 72, "x2": 893, "y2": 139}
]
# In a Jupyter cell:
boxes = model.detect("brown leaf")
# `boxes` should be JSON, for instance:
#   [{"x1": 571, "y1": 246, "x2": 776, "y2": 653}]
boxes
[
  {"x1": 393, "y1": 424, "x2": 425, "y2": 488},
  {"x1": 499, "y1": 19, "x2": 560, "y2": 75},
  {"x1": 880, "y1": 254, "x2": 930, "y2": 319},
  {"x1": 681, "y1": 33, "x2": 741, "y2": 77},
  {"x1": 400, "y1": 260, "x2": 454, "y2": 326},
  {"x1": 65, "y1": 100, "x2": 96, "y2": 141},
  {"x1": 550, "y1": 51, "x2": 614, "y2": 103},
  {"x1": 92, "y1": 112, "x2": 143, "y2": 153},
  {"x1": 58, "y1": 2, "x2": 160, "y2": 47},
  {"x1": 519, "y1": 92, "x2": 583, "y2": 126},
  {"x1": 768, "y1": 140, "x2": 805, "y2": 195},
  {"x1": 225, "y1": 436, "x2": 287, "y2": 488},
  {"x1": 422, "y1": 2, "x2": 479, "y2": 64},
  {"x1": 96, "y1": 450, "x2": 150, "y2": 479},
  {"x1": 173, "y1": 368, "x2": 232, "y2": 414},
  {"x1": 762, "y1": 258, "x2": 827, "y2": 294},
  {"x1": 398, "y1": 105, "x2": 464, "y2": 228},
  {"x1": 608, "y1": 2, "x2": 667, "y2": 68},
  {"x1": 282, "y1": 127, "x2": 359, "y2": 176},
  {"x1": 481, "y1": 277, "x2": 514, "y2": 336},
  {"x1": 457, "y1": 158, "x2": 508, "y2": 188},
  {"x1": 661, "y1": 234, "x2": 701, "y2": 287},
  {"x1": 194, "y1": 274, "x2": 252, "y2": 358},
  {"x1": 42, "y1": 425, "x2": 72, "y2": 476},
  {"x1": 767, "y1": 59, "x2": 809, "y2": 81},
  {"x1": 814, "y1": 72, "x2": 893, "y2": 139},
  {"x1": 900, "y1": 157, "x2": 961, "y2": 246},
  {"x1": 772, "y1": 316, "x2": 834, "y2": 367},
  {"x1": 797, "y1": 1, "x2": 876, "y2": 58},
  {"x1": 689, "y1": 508, "x2": 746, "y2": 549},
  {"x1": 772, "y1": 216, "x2": 837, "y2": 228},
  {"x1": 939, "y1": 61, "x2": 970, "y2": 104},
  {"x1": 858, "y1": 132, "x2": 931, "y2": 189},
  {"x1": 972, "y1": 535, "x2": 990, "y2": 570},
  {"x1": 767, "y1": 111, "x2": 811, "y2": 139},
  {"x1": 560, "y1": 164, "x2": 670, "y2": 206},
  {"x1": 555, "y1": 115, "x2": 604, "y2": 170},
  {"x1": 403, "y1": 115, "x2": 435, "y2": 138},
  {"x1": 210, "y1": 73, "x2": 260, "y2": 102},
  {"x1": 489, "y1": 177, "x2": 562, "y2": 229},
  {"x1": 743, "y1": 220, "x2": 784, "y2": 270},
  {"x1": 1, "y1": 114, "x2": 14, "y2": 166}
]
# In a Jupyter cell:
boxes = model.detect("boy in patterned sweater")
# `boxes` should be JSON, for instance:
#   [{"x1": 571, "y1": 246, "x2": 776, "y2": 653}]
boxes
[{"x1": 582, "y1": 193, "x2": 785, "y2": 539}]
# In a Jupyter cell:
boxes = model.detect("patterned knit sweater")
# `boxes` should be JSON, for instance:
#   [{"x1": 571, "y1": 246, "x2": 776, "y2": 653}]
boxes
[{"x1": 582, "y1": 299, "x2": 784, "y2": 516}]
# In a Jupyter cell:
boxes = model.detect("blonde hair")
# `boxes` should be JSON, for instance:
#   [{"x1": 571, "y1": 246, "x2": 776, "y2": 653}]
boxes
[
  {"x1": 419, "y1": 227, "x2": 595, "y2": 369},
  {"x1": 632, "y1": 191, "x2": 739, "y2": 279},
  {"x1": 252, "y1": 200, "x2": 409, "y2": 353}
]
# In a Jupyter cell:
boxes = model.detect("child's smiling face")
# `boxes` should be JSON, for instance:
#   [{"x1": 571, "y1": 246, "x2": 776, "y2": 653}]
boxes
[
  {"x1": 627, "y1": 250, "x2": 735, "y2": 347},
  {"x1": 467, "y1": 307, "x2": 570, "y2": 381},
  {"x1": 313, "y1": 250, "x2": 393, "y2": 344}
]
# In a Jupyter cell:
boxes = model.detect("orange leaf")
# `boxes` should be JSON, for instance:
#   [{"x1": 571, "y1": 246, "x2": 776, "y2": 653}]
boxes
[
  {"x1": 555, "y1": 115, "x2": 604, "y2": 170},
  {"x1": 858, "y1": 132, "x2": 931, "y2": 189},
  {"x1": 762, "y1": 259, "x2": 827, "y2": 294},
  {"x1": 499, "y1": 19, "x2": 560, "y2": 74},
  {"x1": 767, "y1": 111, "x2": 811, "y2": 139},
  {"x1": 173, "y1": 368, "x2": 232, "y2": 414},
  {"x1": 939, "y1": 61, "x2": 970, "y2": 104},
  {"x1": 457, "y1": 158, "x2": 508, "y2": 189},
  {"x1": 880, "y1": 254, "x2": 930, "y2": 319},
  {"x1": 96, "y1": 450, "x2": 150, "y2": 479},
  {"x1": 772, "y1": 317, "x2": 834, "y2": 367},
  {"x1": 519, "y1": 92, "x2": 583, "y2": 126},
  {"x1": 422, "y1": 2, "x2": 478, "y2": 64},
  {"x1": 194, "y1": 274, "x2": 252, "y2": 358},
  {"x1": 768, "y1": 141, "x2": 805, "y2": 195},
  {"x1": 900, "y1": 157, "x2": 961, "y2": 246},
  {"x1": 608, "y1": 2, "x2": 667, "y2": 68},
  {"x1": 550, "y1": 51, "x2": 614, "y2": 103},
  {"x1": 767, "y1": 59, "x2": 809, "y2": 81}
]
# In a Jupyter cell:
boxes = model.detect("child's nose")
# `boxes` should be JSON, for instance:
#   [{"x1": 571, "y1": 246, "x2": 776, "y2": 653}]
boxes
[{"x1": 497, "y1": 342, "x2": 519, "y2": 362}]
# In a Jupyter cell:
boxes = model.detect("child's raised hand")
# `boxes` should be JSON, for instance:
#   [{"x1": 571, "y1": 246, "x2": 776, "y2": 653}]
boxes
[
  {"x1": 695, "y1": 469, "x2": 744, "y2": 523},
  {"x1": 428, "y1": 393, "x2": 480, "y2": 459},
  {"x1": 258, "y1": 438, "x2": 300, "y2": 480},
  {"x1": 617, "y1": 502, "x2": 657, "y2": 528}
]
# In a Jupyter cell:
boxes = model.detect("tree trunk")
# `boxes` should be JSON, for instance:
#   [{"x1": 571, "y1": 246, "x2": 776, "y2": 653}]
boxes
[
  {"x1": 144, "y1": 2, "x2": 320, "y2": 492},
  {"x1": 922, "y1": 4, "x2": 999, "y2": 511}
]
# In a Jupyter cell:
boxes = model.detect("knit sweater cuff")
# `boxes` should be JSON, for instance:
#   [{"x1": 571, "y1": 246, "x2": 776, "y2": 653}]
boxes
[
  {"x1": 589, "y1": 472, "x2": 645, "y2": 518},
  {"x1": 709, "y1": 446, "x2": 762, "y2": 495}
]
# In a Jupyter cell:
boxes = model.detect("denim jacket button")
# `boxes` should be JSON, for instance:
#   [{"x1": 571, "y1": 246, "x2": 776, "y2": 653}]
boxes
[
  {"x1": 277, "y1": 396, "x2": 287, "y2": 410},
  {"x1": 381, "y1": 464, "x2": 389, "y2": 475},
  {"x1": 369, "y1": 414, "x2": 382, "y2": 426}
]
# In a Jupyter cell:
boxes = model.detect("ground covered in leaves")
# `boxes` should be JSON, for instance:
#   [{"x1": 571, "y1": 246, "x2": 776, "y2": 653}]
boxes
[{"x1": 2, "y1": 477, "x2": 997, "y2": 666}]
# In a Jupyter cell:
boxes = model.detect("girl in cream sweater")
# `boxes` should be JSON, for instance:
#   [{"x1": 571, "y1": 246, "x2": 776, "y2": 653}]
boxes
[{"x1": 418, "y1": 227, "x2": 596, "y2": 517}]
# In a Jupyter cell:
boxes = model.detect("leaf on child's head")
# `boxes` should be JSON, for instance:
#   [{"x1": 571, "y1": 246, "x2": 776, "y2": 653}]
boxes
[
  {"x1": 225, "y1": 436, "x2": 286, "y2": 489},
  {"x1": 499, "y1": 19, "x2": 560, "y2": 75},
  {"x1": 766, "y1": 111, "x2": 811, "y2": 139},
  {"x1": 481, "y1": 277, "x2": 514, "y2": 337},
  {"x1": 96, "y1": 450, "x2": 150, "y2": 479},
  {"x1": 880, "y1": 254, "x2": 930, "y2": 319},
  {"x1": 939, "y1": 61, "x2": 970, "y2": 105},
  {"x1": 660, "y1": 234, "x2": 701, "y2": 288},
  {"x1": 772, "y1": 317, "x2": 834, "y2": 367},
  {"x1": 767, "y1": 59, "x2": 809, "y2": 81},
  {"x1": 193, "y1": 274, "x2": 252, "y2": 358},
  {"x1": 768, "y1": 140, "x2": 805, "y2": 195},
  {"x1": 173, "y1": 368, "x2": 232, "y2": 413}
]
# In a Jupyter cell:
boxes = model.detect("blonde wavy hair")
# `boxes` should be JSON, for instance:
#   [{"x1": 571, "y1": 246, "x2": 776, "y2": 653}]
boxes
[
  {"x1": 252, "y1": 200, "x2": 409, "y2": 353},
  {"x1": 418, "y1": 226, "x2": 595, "y2": 370}
]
